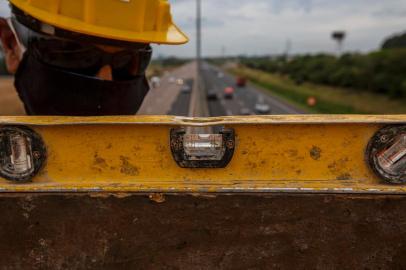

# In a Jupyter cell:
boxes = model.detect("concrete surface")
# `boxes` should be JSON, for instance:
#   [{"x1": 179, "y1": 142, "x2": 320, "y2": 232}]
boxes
[{"x1": 0, "y1": 76, "x2": 25, "y2": 115}]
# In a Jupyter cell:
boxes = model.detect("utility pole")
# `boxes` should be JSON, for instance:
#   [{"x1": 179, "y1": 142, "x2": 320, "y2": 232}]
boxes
[
  {"x1": 196, "y1": 0, "x2": 202, "y2": 72},
  {"x1": 331, "y1": 31, "x2": 346, "y2": 56},
  {"x1": 191, "y1": 0, "x2": 209, "y2": 118}
]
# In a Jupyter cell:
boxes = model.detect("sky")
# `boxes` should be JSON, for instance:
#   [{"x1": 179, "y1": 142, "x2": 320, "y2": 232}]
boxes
[{"x1": 2, "y1": 0, "x2": 406, "y2": 57}]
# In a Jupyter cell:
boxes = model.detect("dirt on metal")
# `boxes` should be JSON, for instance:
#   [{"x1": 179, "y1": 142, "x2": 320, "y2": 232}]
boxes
[{"x1": 0, "y1": 193, "x2": 405, "y2": 269}]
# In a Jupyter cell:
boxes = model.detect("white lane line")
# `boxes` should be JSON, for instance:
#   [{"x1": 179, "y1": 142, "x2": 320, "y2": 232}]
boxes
[{"x1": 263, "y1": 95, "x2": 300, "y2": 114}]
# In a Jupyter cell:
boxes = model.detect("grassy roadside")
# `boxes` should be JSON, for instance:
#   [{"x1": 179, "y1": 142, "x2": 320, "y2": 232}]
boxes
[{"x1": 229, "y1": 66, "x2": 406, "y2": 114}]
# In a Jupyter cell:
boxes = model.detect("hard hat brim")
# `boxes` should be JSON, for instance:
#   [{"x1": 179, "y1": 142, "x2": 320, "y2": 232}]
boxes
[{"x1": 10, "y1": 0, "x2": 189, "y2": 45}]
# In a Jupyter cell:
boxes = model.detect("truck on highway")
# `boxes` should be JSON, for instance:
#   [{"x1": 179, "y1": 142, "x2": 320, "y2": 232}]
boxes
[{"x1": 236, "y1": 76, "x2": 247, "y2": 87}]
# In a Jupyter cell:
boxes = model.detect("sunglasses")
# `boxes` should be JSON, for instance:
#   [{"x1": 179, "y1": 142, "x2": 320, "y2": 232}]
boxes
[{"x1": 9, "y1": 18, "x2": 152, "y2": 79}]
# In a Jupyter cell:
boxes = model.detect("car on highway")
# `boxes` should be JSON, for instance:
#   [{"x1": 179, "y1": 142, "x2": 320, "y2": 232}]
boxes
[
  {"x1": 223, "y1": 87, "x2": 235, "y2": 99},
  {"x1": 255, "y1": 103, "x2": 271, "y2": 114},
  {"x1": 150, "y1": 76, "x2": 161, "y2": 88},
  {"x1": 236, "y1": 77, "x2": 247, "y2": 87},
  {"x1": 207, "y1": 89, "x2": 218, "y2": 100},
  {"x1": 255, "y1": 96, "x2": 271, "y2": 114},
  {"x1": 181, "y1": 84, "x2": 191, "y2": 93}
]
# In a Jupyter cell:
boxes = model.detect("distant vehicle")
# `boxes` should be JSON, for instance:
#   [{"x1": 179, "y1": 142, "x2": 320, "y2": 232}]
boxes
[
  {"x1": 181, "y1": 85, "x2": 191, "y2": 93},
  {"x1": 255, "y1": 97, "x2": 271, "y2": 114},
  {"x1": 255, "y1": 103, "x2": 271, "y2": 114},
  {"x1": 168, "y1": 76, "x2": 176, "y2": 83},
  {"x1": 177, "y1": 79, "x2": 184, "y2": 85},
  {"x1": 224, "y1": 87, "x2": 235, "y2": 99},
  {"x1": 240, "y1": 108, "x2": 252, "y2": 115},
  {"x1": 217, "y1": 72, "x2": 224, "y2": 78},
  {"x1": 207, "y1": 89, "x2": 218, "y2": 100},
  {"x1": 236, "y1": 77, "x2": 247, "y2": 87},
  {"x1": 150, "y1": 76, "x2": 161, "y2": 88}
]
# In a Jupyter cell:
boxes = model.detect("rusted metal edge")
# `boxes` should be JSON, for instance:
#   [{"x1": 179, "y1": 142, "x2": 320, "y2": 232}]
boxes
[
  {"x1": 0, "y1": 187, "x2": 406, "y2": 195},
  {"x1": 0, "y1": 191, "x2": 404, "y2": 198},
  {"x1": 1, "y1": 192, "x2": 406, "y2": 269},
  {"x1": 0, "y1": 115, "x2": 405, "y2": 127}
]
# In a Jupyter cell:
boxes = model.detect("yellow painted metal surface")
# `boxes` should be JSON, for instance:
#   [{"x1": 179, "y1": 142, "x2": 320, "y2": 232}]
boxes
[
  {"x1": 0, "y1": 115, "x2": 405, "y2": 193},
  {"x1": 1, "y1": 114, "x2": 405, "y2": 126}
]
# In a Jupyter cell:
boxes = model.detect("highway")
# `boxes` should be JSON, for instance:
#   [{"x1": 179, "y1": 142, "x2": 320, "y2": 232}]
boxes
[
  {"x1": 168, "y1": 79, "x2": 193, "y2": 116},
  {"x1": 0, "y1": 61, "x2": 303, "y2": 117},
  {"x1": 138, "y1": 62, "x2": 196, "y2": 115},
  {"x1": 201, "y1": 63, "x2": 304, "y2": 116}
]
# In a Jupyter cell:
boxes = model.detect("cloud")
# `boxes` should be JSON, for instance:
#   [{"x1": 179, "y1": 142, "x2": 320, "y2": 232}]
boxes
[
  {"x1": 2, "y1": 0, "x2": 406, "y2": 57},
  {"x1": 154, "y1": 0, "x2": 406, "y2": 57},
  {"x1": 0, "y1": 0, "x2": 10, "y2": 17}
]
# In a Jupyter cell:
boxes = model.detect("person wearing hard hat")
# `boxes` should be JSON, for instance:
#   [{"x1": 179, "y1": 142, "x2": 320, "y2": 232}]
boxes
[{"x1": 0, "y1": 0, "x2": 188, "y2": 115}]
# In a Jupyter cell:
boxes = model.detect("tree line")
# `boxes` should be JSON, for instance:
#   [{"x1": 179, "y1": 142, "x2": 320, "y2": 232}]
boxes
[
  {"x1": 241, "y1": 48, "x2": 406, "y2": 98},
  {"x1": 382, "y1": 32, "x2": 406, "y2": 50}
]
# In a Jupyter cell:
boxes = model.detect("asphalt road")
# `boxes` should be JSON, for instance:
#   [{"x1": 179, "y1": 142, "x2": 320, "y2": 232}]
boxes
[
  {"x1": 201, "y1": 63, "x2": 304, "y2": 116},
  {"x1": 168, "y1": 79, "x2": 193, "y2": 116},
  {"x1": 0, "y1": 61, "x2": 303, "y2": 117},
  {"x1": 138, "y1": 62, "x2": 196, "y2": 115}
]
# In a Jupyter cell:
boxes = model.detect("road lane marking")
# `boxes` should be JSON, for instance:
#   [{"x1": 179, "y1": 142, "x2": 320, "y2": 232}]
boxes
[{"x1": 204, "y1": 62, "x2": 304, "y2": 114}]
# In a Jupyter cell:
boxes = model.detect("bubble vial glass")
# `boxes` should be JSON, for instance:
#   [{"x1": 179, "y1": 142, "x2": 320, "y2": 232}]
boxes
[
  {"x1": 367, "y1": 126, "x2": 406, "y2": 184},
  {"x1": 0, "y1": 126, "x2": 46, "y2": 182},
  {"x1": 376, "y1": 134, "x2": 406, "y2": 177}
]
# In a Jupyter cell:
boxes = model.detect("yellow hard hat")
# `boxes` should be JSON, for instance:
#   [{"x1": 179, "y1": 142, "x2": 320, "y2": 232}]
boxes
[{"x1": 9, "y1": 0, "x2": 188, "y2": 45}]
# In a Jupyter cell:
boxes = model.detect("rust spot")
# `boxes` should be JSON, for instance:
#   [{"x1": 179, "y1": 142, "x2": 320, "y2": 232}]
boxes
[
  {"x1": 133, "y1": 146, "x2": 142, "y2": 152},
  {"x1": 241, "y1": 150, "x2": 248, "y2": 155},
  {"x1": 155, "y1": 144, "x2": 166, "y2": 154},
  {"x1": 310, "y1": 146, "x2": 322, "y2": 160},
  {"x1": 328, "y1": 158, "x2": 350, "y2": 175},
  {"x1": 94, "y1": 156, "x2": 107, "y2": 167},
  {"x1": 92, "y1": 153, "x2": 108, "y2": 173},
  {"x1": 149, "y1": 193, "x2": 166, "y2": 203},
  {"x1": 247, "y1": 161, "x2": 258, "y2": 169},
  {"x1": 337, "y1": 173, "x2": 352, "y2": 181},
  {"x1": 287, "y1": 149, "x2": 299, "y2": 158},
  {"x1": 119, "y1": 156, "x2": 139, "y2": 176},
  {"x1": 106, "y1": 143, "x2": 112, "y2": 149}
]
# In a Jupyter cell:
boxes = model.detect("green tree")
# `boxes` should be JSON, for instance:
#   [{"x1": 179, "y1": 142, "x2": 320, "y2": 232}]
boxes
[
  {"x1": 382, "y1": 32, "x2": 406, "y2": 49},
  {"x1": 238, "y1": 47, "x2": 406, "y2": 98}
]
